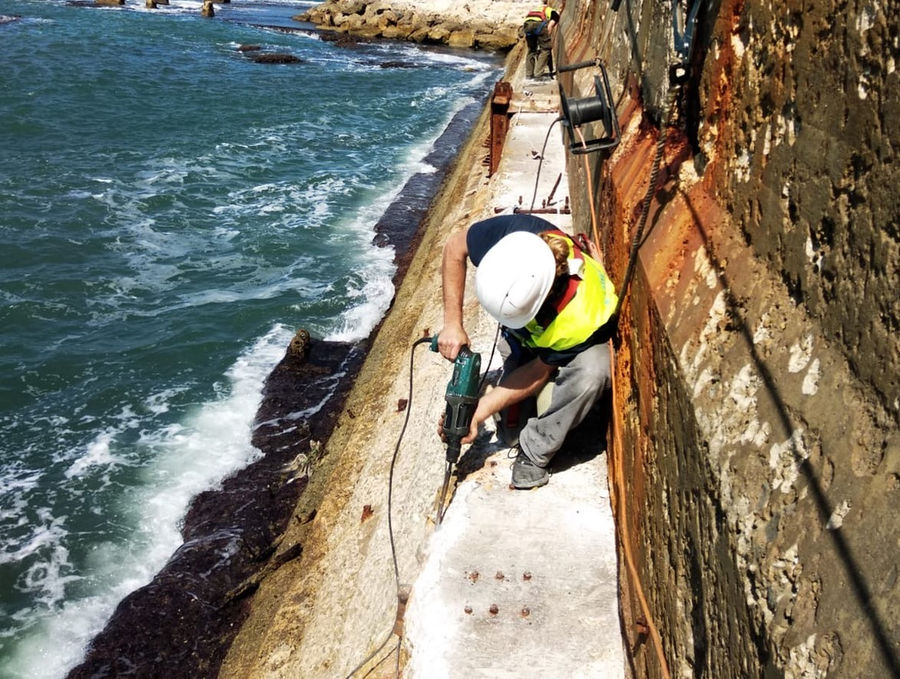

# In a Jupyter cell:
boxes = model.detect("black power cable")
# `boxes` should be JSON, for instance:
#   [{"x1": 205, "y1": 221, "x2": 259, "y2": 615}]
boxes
[{"x1": 528, "y1": 117, "x2": 563, "y2": 212}]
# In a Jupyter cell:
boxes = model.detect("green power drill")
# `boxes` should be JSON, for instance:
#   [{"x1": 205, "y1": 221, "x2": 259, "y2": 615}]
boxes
[{"x1": 430, "y1": 335, "x2": 481, "y2": 522}]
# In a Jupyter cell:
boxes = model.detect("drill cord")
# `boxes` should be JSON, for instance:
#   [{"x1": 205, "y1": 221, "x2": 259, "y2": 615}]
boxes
[
  {"x1": 388, "y1": 336, "x2": 432, "y2": 584},
  {"x1": 480, "y1": 323, "x2": 501, "y2": 394},
  {"x1": 529, "y1": 118, "x2": 563, "y2": 212}
]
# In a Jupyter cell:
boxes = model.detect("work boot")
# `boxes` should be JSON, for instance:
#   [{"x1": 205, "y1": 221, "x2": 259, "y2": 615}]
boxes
[{"x1": 510, "y1": 449, "x2": 549, "y2": 489}]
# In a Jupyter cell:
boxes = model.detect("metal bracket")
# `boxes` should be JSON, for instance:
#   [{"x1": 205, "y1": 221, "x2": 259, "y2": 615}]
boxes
[
  {"x1": 557, "y1": 63, "x2": 620, "y2": 155},
  {"x1": 672, "y1": 0, "x2": 702, "y2": 65}
]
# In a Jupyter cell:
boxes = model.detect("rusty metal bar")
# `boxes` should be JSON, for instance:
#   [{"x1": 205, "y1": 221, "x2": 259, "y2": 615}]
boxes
[
  {"x1": 489, "y1": 81, "x2": 512, "y2": 177},
  {"x1": 513, "y1": 207, "x2": 572, "y2": 215},
  {"x1": 546, "y1": 172, "x2": 562, "y2": 204}
]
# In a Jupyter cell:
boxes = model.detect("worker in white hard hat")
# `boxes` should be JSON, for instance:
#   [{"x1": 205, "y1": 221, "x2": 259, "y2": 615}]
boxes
[{"x1": 437, "y1": 214, "x2": 618, "y2": 488}]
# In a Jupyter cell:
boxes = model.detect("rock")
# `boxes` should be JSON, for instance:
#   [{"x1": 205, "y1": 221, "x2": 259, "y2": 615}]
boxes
[
  {"x1": 248, "y1": 52, "x2": 302, "y2": 64},
  {"x1": 146, "y1": 0, "x2": 156, "y2": 8},
  {"x1": 475, "y1": 27, "x2": 518, "y2": 50},
  {"x1": 94, "y1": 0, "x2": 124, "y2": 5},
  {"x1": 378, "y1": 60, "x2": 421, "y2": 68},
  {"x1": 334, "y1": 0, "x2": 366, "y2": 14},
  {"x1": 334, "y1": 12, "x2": 364, "y2": 29},
  {"x1": 288, "y1": 329, "x2": 311, "y2": 360},
  {"x1": 201, "y1": 0, "x2": 214, "y2": 17},
  {"x1": 426, "y1": 24, "x2": 451, "y2": 43},
  {"x1": 448, "y1": 29, "x2": 476, "y2": 49},
  {"x1": 237, "y1": 44, "x2": 262, "y2": 52},
  {"x1": 382, "y1": 24, "x2": 415, "y2": 40},
  {"x1": 318, "y1": 30, "x2": 374, "y2": 48},
  {"x1": 407, "y1": 26, "x2": 430, "y2": 43}
]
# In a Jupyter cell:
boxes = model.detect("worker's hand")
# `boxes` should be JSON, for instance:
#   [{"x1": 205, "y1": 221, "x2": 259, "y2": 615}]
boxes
[
  {"x1": 437, "y1": 409, "x2": 483, "y2": 445},
  {"x1": 460, "y1": 413, "x2": 482, "y2": 445},
  {"x1": 437, "y1": 413, "x2": 446, "y2": 442},
  {"x1": 436, "y1": 324, "x2": 470, "y2": 361}
]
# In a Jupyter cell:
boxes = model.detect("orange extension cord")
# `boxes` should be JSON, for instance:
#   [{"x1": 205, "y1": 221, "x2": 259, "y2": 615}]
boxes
[{"x1": 577, "y1": 129, "x2": 672, "y2": 679}]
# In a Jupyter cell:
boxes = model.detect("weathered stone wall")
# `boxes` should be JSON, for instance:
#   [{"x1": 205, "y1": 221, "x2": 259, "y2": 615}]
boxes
[
  {"x1": 708, "y1": 0, "x2": 899, "y2": 418},
  {"x1": 557, "y1": 0, "x2": 898, "y2": 677}
]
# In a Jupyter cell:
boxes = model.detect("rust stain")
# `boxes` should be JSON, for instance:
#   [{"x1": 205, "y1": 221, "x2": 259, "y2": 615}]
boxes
[
  {"x1": 360, "y1": 504, "x2": 374, "y2": 522},
  {"x1": 489, "y1": 81, "x2": 513, "y2": 177}
]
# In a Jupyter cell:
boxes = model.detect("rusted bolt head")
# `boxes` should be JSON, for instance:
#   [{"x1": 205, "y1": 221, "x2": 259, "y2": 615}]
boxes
[
  {"x1": 522, "y1": 571, "x2": 532, "y2": 581},
  {"x1": 464, "y1": 605, "x2": 473, "y2": 615},
  {"x1": 495, "y1": 571, "x2": 505, "y2": 580},
  {"x1": 521, "y1": 607, "x2": 531, "y2": 617},
  {"x1": 489, "y1": 604, "x2": 499, "y2": 615}
]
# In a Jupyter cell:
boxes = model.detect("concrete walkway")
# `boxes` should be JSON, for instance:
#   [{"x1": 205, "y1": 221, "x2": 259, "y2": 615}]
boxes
[{"x1": 402, "y1": 73, "x2": 625, "y2": 679}]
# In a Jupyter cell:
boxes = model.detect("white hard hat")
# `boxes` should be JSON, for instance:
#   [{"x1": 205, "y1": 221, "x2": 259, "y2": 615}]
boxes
[{"x1": 475, "y1": 231, "x2": 555, "y2": 329}]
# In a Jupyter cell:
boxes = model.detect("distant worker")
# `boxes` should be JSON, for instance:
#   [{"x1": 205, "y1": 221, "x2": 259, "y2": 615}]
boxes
[
  {"x1": 437, "y1": 214, "x2": 618, "y2": 489},
  {"x1": 522, "y1": 3, "x2": 561, "y2": 80}
]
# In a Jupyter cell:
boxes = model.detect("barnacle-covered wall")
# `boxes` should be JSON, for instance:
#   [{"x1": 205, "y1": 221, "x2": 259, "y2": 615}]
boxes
[{"x1": 558, "y1": 0, "x2": 898, "y2": 676}]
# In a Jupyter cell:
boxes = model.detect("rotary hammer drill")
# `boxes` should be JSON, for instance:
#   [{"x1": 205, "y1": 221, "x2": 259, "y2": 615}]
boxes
[{"x1": 430, "y1": 335, "x2": 481, "y2": 520}]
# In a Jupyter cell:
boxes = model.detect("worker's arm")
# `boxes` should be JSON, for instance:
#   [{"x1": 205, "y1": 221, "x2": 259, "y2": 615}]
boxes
[
  {"x1": 461, "y1": 357, "x2": 555, "y2": 444},
  {"x1": 437, "y1": 230, "x2": 471, "y2": 360},
  {"x1": 548, "y1": 10, "x2": 560, "y2": 35}
]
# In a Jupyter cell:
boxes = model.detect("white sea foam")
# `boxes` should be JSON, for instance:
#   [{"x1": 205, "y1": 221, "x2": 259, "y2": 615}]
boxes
[
  {"x1": 325, "y1": 266, "x2": 396, "y2": 342},
  {"x1": 1, "y1": 325, "x2": 290, "y2": 679},
  {"x1": 145, "y1": 386, "x2": 188, "y2": 415},
  {"x1": 62, "y1": 422, "x2": 137, "y2": 480},
  {"x1": 0, "y1": 472, "x2": 42, "y2": 537},
  {"x1": 64, "y1": 432, "x2": 115, "y2": 480}
]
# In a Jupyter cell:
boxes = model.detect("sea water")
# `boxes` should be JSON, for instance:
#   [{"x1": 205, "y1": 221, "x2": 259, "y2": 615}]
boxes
[{"x1": 0, "y1": 1, "x2": 501, "y2": 675}]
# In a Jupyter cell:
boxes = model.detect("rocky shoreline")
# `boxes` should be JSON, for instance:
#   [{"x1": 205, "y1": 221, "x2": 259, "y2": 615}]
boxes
[
  {"x1": 65, "y1": 73, "x2": 496, "y2": 679},
  {"x1": 295, "y1": 0, "x2": 522, "y2": 50}
]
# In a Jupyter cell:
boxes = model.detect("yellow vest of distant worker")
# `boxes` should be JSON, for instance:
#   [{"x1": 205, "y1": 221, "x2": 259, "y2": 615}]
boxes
[
  {"x1": 521, "y1": 232, "x2": 618, "y2": 351},
  {"x1": 524, "y1": 5, "x2": 554, "y2": 23}
]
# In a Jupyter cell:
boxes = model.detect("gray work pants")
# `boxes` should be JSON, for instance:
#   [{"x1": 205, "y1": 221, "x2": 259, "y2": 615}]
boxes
[{"x1": 498, "y1": 339, "x2": 611, "y2": 467}]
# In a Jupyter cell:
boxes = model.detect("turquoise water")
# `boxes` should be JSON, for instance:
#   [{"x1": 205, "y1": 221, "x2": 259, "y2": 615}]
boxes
[{"x1": 0, "y1": 2, "x2": 500, "y2": 675}]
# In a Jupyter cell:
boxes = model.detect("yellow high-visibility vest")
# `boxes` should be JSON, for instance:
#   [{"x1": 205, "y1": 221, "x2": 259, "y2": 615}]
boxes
[{"x1": 521, "y1": 232, "x2": 618, "y2": 351}]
